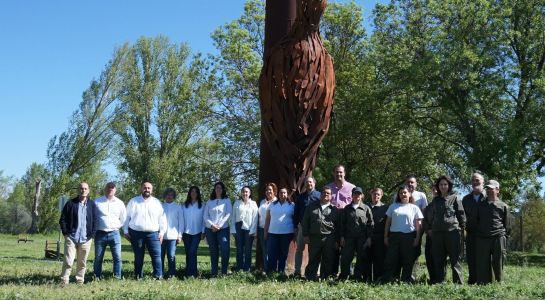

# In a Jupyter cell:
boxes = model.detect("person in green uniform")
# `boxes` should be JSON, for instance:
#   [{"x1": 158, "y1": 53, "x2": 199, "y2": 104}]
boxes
[
  {"x1": 475, "y1": 180, "x2": 511, "y2": 284},
  {"x1": 339, "y1": 187, "x2": 374, "y2": 280},
  {"x1": 302, "y1": 186, "x2": 341, "y2": 281},
  {"x1": 423, "y1": 175, "x2": 466, "y2": 284}
]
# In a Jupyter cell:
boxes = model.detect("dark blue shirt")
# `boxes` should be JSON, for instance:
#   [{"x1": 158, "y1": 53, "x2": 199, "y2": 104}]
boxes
[{"x1": 294, "y1": 190, "x2": 321, "y2": 226}]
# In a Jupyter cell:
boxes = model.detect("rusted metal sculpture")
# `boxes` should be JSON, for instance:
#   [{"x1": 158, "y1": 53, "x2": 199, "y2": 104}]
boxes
[{"x1": 259, "y1": 0, "x2": 335, "y2": 194}]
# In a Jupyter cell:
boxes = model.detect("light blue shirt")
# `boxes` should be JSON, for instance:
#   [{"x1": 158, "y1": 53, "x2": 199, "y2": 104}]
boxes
[
  {"x1": 267, "y1": 201, "x2": 295, "y2": 234},
  {"x1": 70, "y1": 201, "x2": 87, "y2": 243},
  {"x1": 386, "y1": 202, "x2": 423, "y2": 233}
]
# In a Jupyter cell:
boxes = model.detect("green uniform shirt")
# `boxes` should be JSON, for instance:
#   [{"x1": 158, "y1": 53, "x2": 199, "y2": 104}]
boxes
[
  {"x1": 340, "y1": 203, "x2": 374, "y2": 238},
  {"x1": 302, "y1": 201, "x2": 340, "y2": 238},
  {"x1": 476, "y1": 198, "x2": 511, "y2": 237},
  {"x1": 423, "y1": 193, "x2": 466, "y2": 232}
]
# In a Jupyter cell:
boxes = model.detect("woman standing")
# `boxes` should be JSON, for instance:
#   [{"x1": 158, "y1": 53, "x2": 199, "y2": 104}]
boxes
[
  {"x1": 257, "y1": 183, "x2": 277, "y2": 272},
  {"x1": 182, "y1": 186, "x2": 204, "y2": 278},
  {"x1": 424, "y1": 175, "x2": 465, "y2": 284},
  {"x1": 161, "y1": 188, "x2": 184, "y2": 278},
  {"x1": 382, "y1": 186, "x2": 424, "y2": 283},
  {"x1": 231, "y1": 186, "x2": 258, "y2": 272},
  {"x1": 264, "y1": 187, "x2": 295, "y2": 275},
  {"x1": 203, "y1": 182, "x2": 232, "y2": 276}
]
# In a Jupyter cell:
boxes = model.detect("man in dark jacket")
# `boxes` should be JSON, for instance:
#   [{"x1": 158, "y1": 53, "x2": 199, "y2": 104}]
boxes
[
  {"x1": 475, "y1": 180, "x2": 511, "y2": 284},
  {"x1": 339, "y1": 187, "x2": 374, "y2": 280},
  {"x1": 293, "y1": 176, "x2": 321, "y2": 276},
  {"x1": 461, "y1": 173, "x2": 485, "y2": 284},
  {"x1": 59, "y1": 182, "x2": 97, "y2": 285},
  {"x1": 302, "y1": 186, "x2": 340, "y2": 280}
]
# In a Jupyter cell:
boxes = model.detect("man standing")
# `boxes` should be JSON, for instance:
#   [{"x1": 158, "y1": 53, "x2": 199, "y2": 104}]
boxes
[
  {"x1": 124, "y1": 181, "x2": 167, "y2": 279},
  {"x1": 93, "y1": 182, "x2": 126, "y2": 280},
  {"x1": 462, "y1": 173, "x2": 485, "y2": 284},
  {"x1": 339, "y1": 187, "x2": 374, "y2": 280},
  {"x1": 59, "y1": 182, "x2": 96, "y2": 285},
  {"x1": 362, "y1": 188, "x2": 389, "y2": 282},
  {"x1": 475, "y1": 180, "x2": 511, "y2": 284},
  {"x1": 328, "y1": 165, "x2": 356, "y2": 209},
  {"x1": 302, "y1": 186, "x2": 340, "y2": 280},
  {"x1": 293, "y1": 176, "x2": 321, "y2": 277}
]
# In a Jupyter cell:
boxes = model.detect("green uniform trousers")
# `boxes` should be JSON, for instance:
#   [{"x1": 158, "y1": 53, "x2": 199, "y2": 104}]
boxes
[
  {"x1": 476, "y1": 235, "x2": 506, "y2": 284},
  {"x1": 305, "y1": 234, "x2": 336, "y2": 280},
  {"x1": 431, "y1": 230, "x2": 463, "y2": 283},
  {"x1": 339, "y1": 237, "x2": 367, "y2": 280},
  {"x1": 382, "y1": 232, "x2": 417, "y2": 283}
]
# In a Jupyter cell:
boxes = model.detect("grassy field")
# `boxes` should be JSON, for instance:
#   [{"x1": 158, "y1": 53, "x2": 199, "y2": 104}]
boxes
[{"x1": 0, "y1": 234, "x2": 544, "y2": 299}]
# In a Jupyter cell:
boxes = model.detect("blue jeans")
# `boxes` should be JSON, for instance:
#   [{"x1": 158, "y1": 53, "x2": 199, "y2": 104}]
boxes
[
  {"x1": 182, "y1": 233, "x2": 201, "y2": 277},
  {"x1": 267, "y1": 233, "x2": 293, "y2": 274},
  {"x1": 205, "y1": 227, "x2": 230, "y2": 276},
  {"x1": 161, "y1": 239, "x2": 177, "y2": 277},
  {"x1": 235, "y1": 222, "x2": 254, "y2": 272},
  {"x1": 93, "y1": 230, "x2": 122, "y2": 278},
  {"x1": 257, "y1": 227, "x2": 268, "y2": 272},
  {"x1": 129, "y1": 228, "x2": 162, "y2": 279}
]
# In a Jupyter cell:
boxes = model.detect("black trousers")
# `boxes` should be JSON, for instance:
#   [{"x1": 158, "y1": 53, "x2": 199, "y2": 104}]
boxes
[
  {"x1": 339, "y1": 236, "x2": 367, "y2": 280},
  {"x1": 362, "y1": 235, "x2": 386, "y2": 282},
  {"x1": 432, "y1": 230, "x2": 463, "y2": 284},
  {"x1": 382, "y1": 232, "x2": 417, "y2": 283},
  {"x1": 465, "y1": 233, "x2": 477, "y2": 284},
  {"x1": 305, "y1": 234, "x2": 337, "y2": 280}
]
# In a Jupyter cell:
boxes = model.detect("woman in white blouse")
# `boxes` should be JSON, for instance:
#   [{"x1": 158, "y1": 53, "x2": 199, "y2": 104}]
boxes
[
  {"x1": 161, "y1": 187, "x2": 184, "y2": 278},
  {"x1": 230, "y1": 186, "x2": 258, "y2": 272},
  {"x1": 203, "y1": 181, "x2": 232, "y2": 276},
  {"x1": 258, "y1": 182, "x2": 277, "y2": 273},
  {"x1": 182, "y1": 186, "x2": 204, "y2": 278},
  {"x1": 264, "y1": 187, "x2": 295, "y2": 275}
]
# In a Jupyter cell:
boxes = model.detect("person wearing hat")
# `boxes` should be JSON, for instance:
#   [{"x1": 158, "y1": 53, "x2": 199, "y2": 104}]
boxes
[
  {"x1": 338, "y1": 186, "x2": 374, "y2": 280},
  {"x1": 461, "y1": 173, "x2": 485, "y2": 284},
  {"x1": 475, "y1": 179, "x2": 511, "y2": 284},
  {"x1": 302, "y1": 186, "x2": 341, "y2": 280},
  {"x1": 93, "y1": 182, "x2": 126, "y2": 280}
]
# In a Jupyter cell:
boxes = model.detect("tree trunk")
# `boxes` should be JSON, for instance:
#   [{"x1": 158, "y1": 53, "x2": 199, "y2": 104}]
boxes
[{"x1": 28, "y1": 179, "x2": 41, "y2": 234}]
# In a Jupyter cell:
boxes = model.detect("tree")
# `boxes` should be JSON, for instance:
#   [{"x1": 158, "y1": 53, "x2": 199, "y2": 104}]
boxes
[{"x1": 114, "y1": 36, "x2": 220, "y2": 195}]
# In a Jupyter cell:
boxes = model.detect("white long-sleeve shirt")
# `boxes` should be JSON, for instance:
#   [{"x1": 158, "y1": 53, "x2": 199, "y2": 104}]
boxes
[
  {"x1": 258, "y1": 198, "x2": 276, "y2": 228},
  {"x1": 162, "y1": 202, "x2": 184, "y2": 240},
  {"x1": 123, "y1": 195, "x2": 167, "y2": 237},
  {"x1": 182, "y1": 202, "x2": 205, "y2": 235},
  {"x1": 203, "y1": 198, "x2": 232, "y2": 230},
  {"x1": 230, "y1": 199, "x2": 258, "y2": 235},
  {"x1": 94, "y1": 195, "x2": 126, "y2": 232}
]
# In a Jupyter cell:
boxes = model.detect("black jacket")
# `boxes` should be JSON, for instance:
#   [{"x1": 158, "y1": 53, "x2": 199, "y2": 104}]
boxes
[
  {"x1": 59, "y1": 196, "x2": 97, "y2": 239},
  {"x1": 340, "y1": 203, "x2": 374, "y2": 239},
  {"x1": 423, "y1": 193, "x2": 466, "y2": 232},
  {"x1": 462, "y1": 192, "x2": 485, "y2": 233}
]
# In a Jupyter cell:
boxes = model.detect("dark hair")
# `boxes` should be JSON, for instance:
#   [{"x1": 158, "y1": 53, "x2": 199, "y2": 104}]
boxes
[
  {"x1": 163, "y1": 187, "x2": 177, "y2": 199},
  {"x1": 185, "y1": 186, "x2": 202, "y2": 208},
  {"x1": 322, "y1": 186, "x2": 332, "y2": 193},
  {"x1": 210, "y1": 181, "x2": 228, "y2": 200},
  {"x1": 241, "y1": 186, "x2": 252, "y2": 200},
  {"x1": 370, "y1": 187, "x2": 383, "y2": 195},
  {"x1": 264, "y1": 182, "x2": 278, "y2": 197},
  {"x1": 395, "y1": 186, "x2": 415, "y2": 204},
  {"x1": 276, "y1": 187, "x2": 293, "y2": 204},
  {"x1": 435, "y1": 175, "x2": 454, "y2": 195},
  {"x1": 405, "y1": 174, "x2": 417, "y2": 181}
]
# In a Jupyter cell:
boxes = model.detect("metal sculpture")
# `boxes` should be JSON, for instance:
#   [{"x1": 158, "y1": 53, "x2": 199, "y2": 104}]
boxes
[{"x1": 259, "y1": 0, "x2": 335, "y2": 194}]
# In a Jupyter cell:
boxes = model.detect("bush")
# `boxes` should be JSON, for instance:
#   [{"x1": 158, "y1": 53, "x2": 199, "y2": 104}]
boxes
[{"x1": 0, "y1": 201, "x2": 31, "y2": 234}]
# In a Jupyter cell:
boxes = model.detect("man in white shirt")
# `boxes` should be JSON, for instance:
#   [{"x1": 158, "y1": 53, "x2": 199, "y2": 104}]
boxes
[
  {"x1": 123, "y1": 181, "x2": 167, "y2": 279},
  {"x1": 93, "y1": 182, "x2": 126, "y2": 279}
]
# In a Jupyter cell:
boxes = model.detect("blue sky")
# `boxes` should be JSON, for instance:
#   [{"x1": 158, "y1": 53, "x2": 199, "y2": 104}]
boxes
[{"x1": 0, "y1": 0, "x2": 379, "y2": 179}]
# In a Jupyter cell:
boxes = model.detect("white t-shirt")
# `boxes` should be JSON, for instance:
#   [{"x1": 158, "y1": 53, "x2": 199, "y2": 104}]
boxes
[{"x1": 386, "y1": 202, "x2": 423, "y2": 233}]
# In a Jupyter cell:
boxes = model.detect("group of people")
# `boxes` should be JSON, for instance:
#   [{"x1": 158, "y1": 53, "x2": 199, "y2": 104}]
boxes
[{"x1": 58, "y1": 165, "x2": 511, "y2": 286}]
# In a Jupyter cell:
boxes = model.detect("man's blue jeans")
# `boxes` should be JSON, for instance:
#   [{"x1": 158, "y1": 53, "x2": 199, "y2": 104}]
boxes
[
  {"x1": 182, "y1": 233, "x2": 201, "y2": 277},
  {"x1": 129, "y1": 228, "x2": 162, "y2": 279},
  {"x1": 161, "y1": 239, "x2": 177, "y2": 277},
  {"x1": 235, "y1": 222, "x2": 254, "y2": 272},
  {"x1": 205, "y1": 227, "x2": 230, "y2": 276},
  {"x1": 93, "y1": 230, "x2": 122, "y2": 279}
]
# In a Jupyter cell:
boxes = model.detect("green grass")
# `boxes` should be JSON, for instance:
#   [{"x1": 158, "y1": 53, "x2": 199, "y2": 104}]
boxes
[{"x1": 0, "y1": 234, "x2": 544, "y2": 299}]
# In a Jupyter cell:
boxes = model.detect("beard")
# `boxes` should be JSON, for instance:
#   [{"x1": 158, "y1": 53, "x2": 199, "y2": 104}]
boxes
[{"x1": 142, "y1": 191, "x2": 151, "y2": 198}]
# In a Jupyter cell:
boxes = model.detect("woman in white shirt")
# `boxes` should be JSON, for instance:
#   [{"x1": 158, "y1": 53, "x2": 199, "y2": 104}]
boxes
[
  {"x1": 258, "y1": 182, "x2": 277, "y2": 272},
  {"x1": 264, "y1": 187, "x2": 295, "y2": 275},
  {"x1": 203, "y1": 181, "x2": 232, "y2": 276},
  {"x1": 182, "y1": 186, "x2": 205, "y2": 278},
  {"x1": 382, "y1": 186, "x2": 423, "y2": 283},
  {"x1": 231, "y1": 186, "x2": 258, "y2": 272},
  {"x1": 161, "y1": 187, "x2": 184, "y2": 278}
]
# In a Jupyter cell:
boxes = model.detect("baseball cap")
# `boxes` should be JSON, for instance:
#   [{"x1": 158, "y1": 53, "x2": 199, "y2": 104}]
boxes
[
  {"x1": 352, "y1": 187, "x2": 364, "y2": 194},
  {"x1": 484, "y1": 180, "x2": 500, "y2": 189}
]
